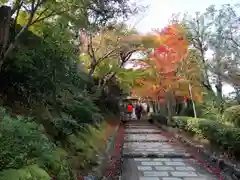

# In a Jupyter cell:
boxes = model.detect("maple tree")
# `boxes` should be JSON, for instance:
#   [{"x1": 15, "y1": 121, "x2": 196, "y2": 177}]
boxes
[
  {"x1": 80, "y1": 23, "x2": 147, "y2": 80},
  {"x1": 132, "y1": 24, "x2": 204, "y2": 118}
]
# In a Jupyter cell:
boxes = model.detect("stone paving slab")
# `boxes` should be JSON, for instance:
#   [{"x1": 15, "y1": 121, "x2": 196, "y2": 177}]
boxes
[
  {"x1": 123, "y1": 153, "x2": 193, "y2": 159},
  {"x1": 124, "y1": 134, "x2": 168, "y2": 141},
  {"x1": 125, "y1": 124, "x2": 158, "y2": 127},
  {"x1": 123, "y1": 142, "x2": 188, "y2": 155},
  {"x1": 125, "y1": 129, "x2": 161, "y2": 133},
  {"x1": 123, "y1": 142, "x2": 178, "y2": 149},
  {"x1": 121, "y1": 122, "x2": 219, "y2": 180},
  {"x1": 121, "y1": 158, "x2": 218, "y2": 180},
  {"x1": 125, "y1": 132, "x2": 162, "y2": 134},
  {"x1": 125, "y1": 140, "x2": 170, "y2": 143},
  {"x1": 125, "y1": 126, "x2": 158, "y2": 129}
]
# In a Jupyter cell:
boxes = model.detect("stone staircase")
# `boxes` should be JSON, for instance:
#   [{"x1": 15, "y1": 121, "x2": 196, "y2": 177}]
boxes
[{"x1": 120, "y1": 121, "x2": 219, "y2": 180}]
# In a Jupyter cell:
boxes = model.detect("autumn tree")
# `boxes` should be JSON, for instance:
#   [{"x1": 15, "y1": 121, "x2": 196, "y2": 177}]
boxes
[
  {"x1": 0, "y1": 0, "x2": 141, "y2": 70},
  {"x1": 80, "y1": 22, "x2": 148, "y2": 88},
  {"x1": 132, "y1": 24, "x2": 196, "y2": 119}
]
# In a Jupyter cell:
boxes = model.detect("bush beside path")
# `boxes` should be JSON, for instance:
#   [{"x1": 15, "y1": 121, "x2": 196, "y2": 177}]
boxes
[
  {"x1": 0, "y1": 111, "x2": 120, "y2": 180},
  {"x1": 151, "y1": 113, "x2": 240, "y2": 179}
]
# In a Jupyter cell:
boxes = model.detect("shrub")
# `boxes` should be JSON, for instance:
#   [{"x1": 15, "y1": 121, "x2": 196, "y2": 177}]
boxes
[
  {"x1": 150, "y1": 113, "x2": 168, "y2": 125},
  {"x1": 171, "y1": 116, "x2": 188, "y2": 130},
  {"x1": 51, "y1": 113, "x2": 83, "y2": 136},
  {"x1": 172, "y1": 116, "x2": 240, "y2": 154},
  {"x1": 61, "y1": 95, "x2": 103, "y2": 124},
  {"x1": 0, "y1": 114, "x2": 54, "y2": 170},
  {"x1": 0, "y1": 164, "x2": 51, "y2": 180},
  {"x1": 42, "y1": 148, "x2": 74, "y2": 180},
  {"x1": 223, "y1": 105, "x2": 240, "y2": 127},
  {"x1": 67, "y1": 122, "x2": 108, "y2": 168}
]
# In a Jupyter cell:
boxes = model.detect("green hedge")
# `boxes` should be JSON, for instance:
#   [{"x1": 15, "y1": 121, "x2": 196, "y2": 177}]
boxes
[
  {"x1": 172, "y1": 116, "x2": 240, "y2": 154},
  {"x1": 223, "y1": 105, "x2": 240, "y2": 127},
  {"x1": 150, "y1": 113, "x2": 168, "y2": 125}
]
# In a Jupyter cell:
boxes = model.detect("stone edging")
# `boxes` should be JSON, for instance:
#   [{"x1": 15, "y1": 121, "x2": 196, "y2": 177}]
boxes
[
  {"x1": 100, "y1": 123, "x2": 124, "y2": 179},
  {"x1": 153, "y1": 120, "x2": 240, "y2": 180},
  {"x1": 89, "y1": 122, "x2": 121, "y2": 179},
  {"x1": 105, "y1": 124, "x2": 120, "y2": 153}
]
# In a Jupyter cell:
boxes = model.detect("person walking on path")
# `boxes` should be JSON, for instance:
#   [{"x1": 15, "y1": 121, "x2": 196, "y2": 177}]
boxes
[
  {"x1": 127, "y1": 103, "x2": 133, "y2": 120},
  {"x1": 135, "y1": 102, "x2": 143, "y2": 120},
  {"x1": 119, "y1": 102, "x2": 125, "y2": 122}
]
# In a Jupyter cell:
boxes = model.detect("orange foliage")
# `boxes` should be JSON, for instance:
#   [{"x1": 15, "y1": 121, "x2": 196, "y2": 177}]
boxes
[
  {"x1": 132, "y1": 24, "x2": 203, "y2": 103},
  {"x1": 151, "y1": 24, "x2": 188, "y2": 73}
]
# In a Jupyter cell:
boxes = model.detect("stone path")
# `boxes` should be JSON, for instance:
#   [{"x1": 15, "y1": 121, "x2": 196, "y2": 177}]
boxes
[{"x1": 121, "y1": 122, "x2": 218, "y2": 180}]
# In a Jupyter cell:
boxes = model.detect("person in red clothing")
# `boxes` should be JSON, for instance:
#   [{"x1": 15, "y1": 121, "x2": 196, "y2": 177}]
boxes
[{"x1": 127, "y1": 103, "x2": 133, "y2": 120}]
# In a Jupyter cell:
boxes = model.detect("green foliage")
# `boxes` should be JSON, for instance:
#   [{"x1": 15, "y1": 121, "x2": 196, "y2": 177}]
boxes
[
  {"x1": 179, "y1": 104, "x2": 195, "y2": 117},
  {"x1": 117, "y1": 69, "x2": 147, "y2": 91},
  {"x1": 42, "y1": 148, "x2": 74, "y2": 180},
  {"x1": 61, "y1": 93, "x2": 103, "y2": 124},
  {"x1": 0, "y1": 20, "x2": 123, "y2": 180},
  {"x1": 51, "y1": 113, "x2": 83, "y2": 136},
  {"x1": 0, "y1": 111, "x2": 54, "y2": 170},
  {"x1": 171, "y1": 116, "x2": 188, "y2": 129},
  {"x1": 150, "y1": 113, "x2": 168, "y2": 125},
  {"x1": 67, "y1": 122, "x2": 108, "y2": 167},
  {"x1": 0, "y1": 107, "x2": 110, "y2": 178},
  {"x1": 195, "y1": 93, "x2": 224, "y2": 121},
  {"x1": 0, "y1": 164, "x2": 50, "y2": 180},
  {"x1": 199, "y1": 102, "x2": 219, "y2": 120},
  {"x1": 2, "y1": 25, "x2": 79, "y2": 103},
  {"x1": 172, "y1": 116, "x2": 240, "y2": 154},
  {"x1": 0, "y1": 1, "x2": 141, "y2": 179},
  {"x1": 223, "y1": 105, "x2": 240, "y2": 127}
]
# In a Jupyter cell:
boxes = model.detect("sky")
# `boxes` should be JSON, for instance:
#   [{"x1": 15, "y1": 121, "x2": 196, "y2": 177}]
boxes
[
  {"x1": 126, "y1": 0, "x2": 239, "y2": 95},
  {"x1": 127, "y1": 0, "x2": 239, "y2": 33}
]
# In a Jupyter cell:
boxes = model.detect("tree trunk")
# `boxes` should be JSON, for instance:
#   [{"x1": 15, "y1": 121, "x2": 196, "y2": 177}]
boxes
[
  {"x1": 88, "y1": 63, "x2": 96, "y2": 77},
  {"x1": 215, "y1": 76, "x2": 223, "y2": 113},
  {"x1": 0, "y1": 6, "x2": 11, "y2": 68},
  {"x1": 166, "y1": 100, "x2": 172, "y2": 122},
  {"x1": 188, "y1": 83, "x2": 197, "y2": 118},
  {"x1": 166, "y1": 91, "x2": 174, "y2": 123},
  {"x1": 0, "y1": 8, "x2": 35, "y2": 71},
  {"x1": 234, "y1": 87, "x2": 240, "y2": 104}
]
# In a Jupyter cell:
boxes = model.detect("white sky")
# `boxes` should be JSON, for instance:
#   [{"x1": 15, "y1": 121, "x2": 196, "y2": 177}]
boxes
[
  {"x1": 127, "y1": 0, "x2": 239, "y2": 95},
  {"x1": 127, "y1": 0, "x2": 239, "y2": 33}
]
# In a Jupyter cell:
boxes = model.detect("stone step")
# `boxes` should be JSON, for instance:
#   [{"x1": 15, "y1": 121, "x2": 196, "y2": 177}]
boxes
[
  {"x1": 122, "y1": 153, "x2": 193, "y2": 159},
  {"x1": 125, "y1": 127, "x2": 157, "y2": 130},
  {"x1": 124, "y1": 140, "x2": 171, "y2": 143},
  {"x1": 120, "y1": 122, "x2": 220, "y2": 180},
  {"x1": 125, "y1": 129, "x2": 161, "y2": 132},
  {"x1": 125, "y1": 126, "x2": 156, "y2": 128},
  {"x1": 124, "y1": 134, "x2": 168, "y2": 141},
  {"x1": 123, "y1": 142, "x2": 178, "y2": 148},
  {"x1": 121, "y1": 158, "x2": 218, "y2": 180},
  {"x1": 124, "y1": 132, "x2": 162, "y2": 134}
]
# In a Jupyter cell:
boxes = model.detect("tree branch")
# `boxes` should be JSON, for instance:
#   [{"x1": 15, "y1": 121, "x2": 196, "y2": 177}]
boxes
[
  {"x1": 30, "y1": 8, "x2": 71, "y2": 25},
  {"x1": 11, "y1": 0, "x2": 23, "y2": 15}
]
